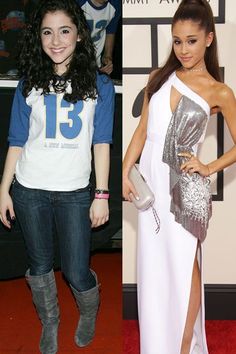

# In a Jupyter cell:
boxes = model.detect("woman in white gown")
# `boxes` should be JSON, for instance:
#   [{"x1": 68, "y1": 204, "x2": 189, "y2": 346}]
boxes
[{"x1": 123, "y1": 1, "x2": 236, "y2": 353}]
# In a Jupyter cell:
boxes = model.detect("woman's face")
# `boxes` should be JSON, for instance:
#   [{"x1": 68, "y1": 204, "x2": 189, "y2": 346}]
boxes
[
  {"x1": 40, "y1": 10, "x2": 80, "y2": 75},
  {"x1": 172, "y1": 20, "x2": 213, "y2": 70}
]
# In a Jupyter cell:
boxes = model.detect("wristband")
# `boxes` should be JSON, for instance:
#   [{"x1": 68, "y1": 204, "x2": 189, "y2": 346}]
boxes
[
  {"x1": 95, "y1": 193, "x2": 109, "y2": 200},
  {"x1": 95, "y1": 189, "x2": 109, "y2": 194}
]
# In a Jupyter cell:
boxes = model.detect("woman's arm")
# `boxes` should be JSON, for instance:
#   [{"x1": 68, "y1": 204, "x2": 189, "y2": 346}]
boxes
[
  {"x1": 122, "y1": 88, "x2": 149, "y2": 201},
  {"x1": 207, "y1": 86, "x2": 236, "y2": 174},
  {"x1": 0, "y1": 146, "x2": 22, "y2": 228},
  {"x1": 90, "y1": 143, "x2": 110, "y2": 228},
  {"x1": 123, "y1": 70, "x2": 159, "y2": 201},
  {"x1": 181, "y1": 84, "x2": 236, "y2": 176}
]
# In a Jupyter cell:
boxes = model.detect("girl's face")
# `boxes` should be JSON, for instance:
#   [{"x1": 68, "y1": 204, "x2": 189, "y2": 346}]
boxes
[
  {"x1": 40, "y1": 10, "x2": 80, "y2": 75},
  {"x1": 172, "y1": 20, "x2": 213, "y2": 70}
]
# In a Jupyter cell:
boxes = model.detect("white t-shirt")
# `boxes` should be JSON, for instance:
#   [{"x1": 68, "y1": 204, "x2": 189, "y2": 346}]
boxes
[{"x1": 8, "y1": 74, "x2": 114, "y2": 191}]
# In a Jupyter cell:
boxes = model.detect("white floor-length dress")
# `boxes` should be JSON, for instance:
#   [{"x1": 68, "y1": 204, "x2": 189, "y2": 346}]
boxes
[{"x1": 138, "y1": 71, "x2": 210, "y2": 354}]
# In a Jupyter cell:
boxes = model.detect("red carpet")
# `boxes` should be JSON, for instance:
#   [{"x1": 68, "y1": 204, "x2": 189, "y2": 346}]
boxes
[
  {"x1": 123, "y1": 320, "x2": 236, "y2": 353},
  {"x1": 0, "y1": 252, "x2": 121, "y2": 354}
]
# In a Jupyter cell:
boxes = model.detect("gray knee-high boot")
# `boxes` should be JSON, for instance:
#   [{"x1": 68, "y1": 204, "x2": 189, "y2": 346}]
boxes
[
  {"x1": 26, "y1": 269, "x2": 60, "y2": 354},
  {"x1": 70, "y1": 270, "x2": 100, "y2": 347}
]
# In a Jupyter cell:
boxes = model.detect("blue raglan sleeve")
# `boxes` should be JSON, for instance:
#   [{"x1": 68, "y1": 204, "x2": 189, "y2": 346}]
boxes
[
  {"x1": 92, "y1": 73, "x2": 115, "y2": 145},
  {"x1": 106, "y1": 0, "x2": 121, "y2": 34},
  {"x1": 77, "y1": 0, "x2": 86, "y2": 7},
  {"x1": 8, "y1": 80, "x2": 31, "y2": 147}
]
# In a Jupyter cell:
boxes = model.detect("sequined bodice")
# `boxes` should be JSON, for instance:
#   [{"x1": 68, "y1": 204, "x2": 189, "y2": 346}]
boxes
[{"x1": 157, "y1": 72, "x2": 211, "y2": 242}]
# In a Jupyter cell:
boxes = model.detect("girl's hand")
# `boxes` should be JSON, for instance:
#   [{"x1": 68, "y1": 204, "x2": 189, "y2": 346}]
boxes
[
  {"x1": 0, "y1": 191, "x2": 15, "y2": 229},
  {"x1": 123, "y1": 172, "x2": 139, "y2": 202},
  {"x1": 90, "y1": 199, "x2": 109, "y2": 228},
  {"x1": 178, "y1": 152, "x2": 210, "y2": 177},
  {"x1": 100, "y1": 57, "x2": 113, "y2": 75}
]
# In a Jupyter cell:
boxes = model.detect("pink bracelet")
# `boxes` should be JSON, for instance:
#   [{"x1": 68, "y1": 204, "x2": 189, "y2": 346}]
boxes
[{"x1": 95, "y1": 193, "x2": 109, "y2": 200}]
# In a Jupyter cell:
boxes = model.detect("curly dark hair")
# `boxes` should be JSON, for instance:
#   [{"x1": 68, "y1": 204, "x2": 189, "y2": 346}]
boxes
[{"x1": 18, "y1": 0, "x2": 97, "y2": 102}]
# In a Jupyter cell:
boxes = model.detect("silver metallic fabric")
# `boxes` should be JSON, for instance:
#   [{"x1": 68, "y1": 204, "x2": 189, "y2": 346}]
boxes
[{"x1": 162, "y1": 95, "x2": 212, "y2": 242}]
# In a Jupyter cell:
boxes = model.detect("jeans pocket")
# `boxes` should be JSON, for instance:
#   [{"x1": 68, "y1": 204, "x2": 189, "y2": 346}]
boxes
[
  {"x1": 12, "y1": 179, "x2": 42, "y2": 205},
  {"x1": 12, "y1": 178, "x2": 30, "y2": 192},
  {"x1": 76, "y1": 190, "x2": 91, "y2": 208},
  {"x1": 58, "y1": 187, "x2": 91, "y2": 208}
]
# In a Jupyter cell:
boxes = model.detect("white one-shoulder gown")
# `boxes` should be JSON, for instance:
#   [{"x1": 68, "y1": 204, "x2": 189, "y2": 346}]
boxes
[{"x1": 138, "y1": 71, "x2": 210, "y2": 354}]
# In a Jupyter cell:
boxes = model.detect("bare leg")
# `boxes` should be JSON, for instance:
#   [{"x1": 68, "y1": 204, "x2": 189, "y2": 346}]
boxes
[{"x1": 180, "y1": 249, "x2": 201, "y2": 354}]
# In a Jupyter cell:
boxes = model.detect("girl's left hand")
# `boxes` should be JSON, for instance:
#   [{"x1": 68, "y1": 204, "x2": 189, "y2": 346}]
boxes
[
  {"x1": 179, "y1": 152, "x2": 210, "y2": 177},
  {"x1": 89, "y1": 199, "x2": 109, "y2": 228}
]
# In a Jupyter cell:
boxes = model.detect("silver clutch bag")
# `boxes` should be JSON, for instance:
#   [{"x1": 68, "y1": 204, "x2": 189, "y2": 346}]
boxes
[
  {"x1": 129, "y1": 164, "x2": 154, "y2": 210},
  {"x1": 129, "y1": 164, "x2": 160, "y2": 233}
]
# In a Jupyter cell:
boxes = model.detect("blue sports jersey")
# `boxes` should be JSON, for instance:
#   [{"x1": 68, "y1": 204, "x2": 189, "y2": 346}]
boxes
[
  {"x1": 78, "y1": 0, "x2": 121, "y2": 66},
  {"x1": 8, "y1": 74, "x2": 115, "y2": 191}
]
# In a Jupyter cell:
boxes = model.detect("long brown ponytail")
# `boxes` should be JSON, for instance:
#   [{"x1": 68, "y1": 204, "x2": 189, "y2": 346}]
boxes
[{"x1": 147, "y1": 0, "x2": 221, "y2": 101}]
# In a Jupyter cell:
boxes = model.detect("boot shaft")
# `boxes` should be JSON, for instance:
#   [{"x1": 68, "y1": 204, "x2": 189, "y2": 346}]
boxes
[
  {"x1": 26, "y1": 269, "x2": 60, "y2": 354},
  {"x1": 70, "y1": 269, "x2": 100, "y2": 347},
  {"x1": 26, "y1": 269, "x2": 60, "y2": 324}
]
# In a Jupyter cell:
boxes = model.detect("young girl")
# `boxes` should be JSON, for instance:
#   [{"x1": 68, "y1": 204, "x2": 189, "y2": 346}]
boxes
[
  {"x1": 123, "y1": 0, "x2": 236, "y2": 353},
  {"x1": 0, "y1": 0, "x2": 114, "y2": 353}
]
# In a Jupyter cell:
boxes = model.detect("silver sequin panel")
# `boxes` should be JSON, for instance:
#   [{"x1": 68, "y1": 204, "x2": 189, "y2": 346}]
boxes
[{"x1": 162, "y1": 95, "x2": 212, "y2": 242}]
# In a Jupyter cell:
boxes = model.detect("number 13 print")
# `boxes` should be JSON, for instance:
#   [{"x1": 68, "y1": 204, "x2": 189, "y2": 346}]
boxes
[
  {"x1": 44, "y1": 95, "x2": 83, "y2": 139},
  {"x1": 87, "y1": 19, "x2": 108, "y2": 42}
]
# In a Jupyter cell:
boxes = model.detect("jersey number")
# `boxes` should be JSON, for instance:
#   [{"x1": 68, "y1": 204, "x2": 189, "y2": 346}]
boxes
[
  {"x1": 87, "y1": 20, "x2": 108, "y2": 42},
  {"x1": 44, "y1": 96, "x2": 83, "y2": 139}
]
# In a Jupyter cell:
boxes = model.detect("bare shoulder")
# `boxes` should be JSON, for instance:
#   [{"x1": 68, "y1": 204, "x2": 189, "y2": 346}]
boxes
[
  {"x1": 209, "y1": 80, "x2": 236, "y2": 118},
  {"x1": 140, "y1": 70, "x2": 161, "y2": 120},
  {"x1": 143, "y1": 68, "x2": 160, "y2": 96},
  {"x1": 149, "y1": 68, "x2": 160, "y2": 81},
  {"x1": 212, "y1": 81, "x2": 235, "y2": 105}
]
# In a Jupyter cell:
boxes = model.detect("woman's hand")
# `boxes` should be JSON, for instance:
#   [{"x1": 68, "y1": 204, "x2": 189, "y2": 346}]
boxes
[
  {"x1": 0, "y1": 190, "x2": 15, "y2": 228},
  {"x1": 90, "y1": 199, "x2": 109, "y2": 228},
  {"x1": 123, "y1": 172, "x2": 139, "y2": 202},
  {"x1": 178, "y1": 152, "x2": 210, "y2": 177}
]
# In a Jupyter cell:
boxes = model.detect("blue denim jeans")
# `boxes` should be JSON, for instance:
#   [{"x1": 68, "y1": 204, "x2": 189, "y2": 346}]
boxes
[{"x1": 12, "y1": 179, "x2": 96, "y2": 291}]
